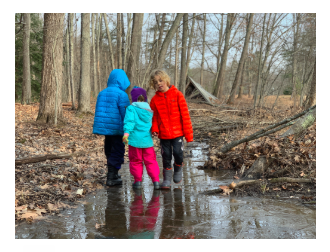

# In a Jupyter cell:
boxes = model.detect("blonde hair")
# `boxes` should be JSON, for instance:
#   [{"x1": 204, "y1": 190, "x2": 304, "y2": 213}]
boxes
[{"x1": 149, "y1": 69, "x2": 171, "y2": 89}]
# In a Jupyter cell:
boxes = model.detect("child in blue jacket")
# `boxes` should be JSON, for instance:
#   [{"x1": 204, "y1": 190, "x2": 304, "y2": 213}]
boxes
[
  {"x1": 93, "y1": 69, "x2": 130, "y2": 186},
  {"x1": 123, "y1": 87, "x2": 160, "y2": 189}
]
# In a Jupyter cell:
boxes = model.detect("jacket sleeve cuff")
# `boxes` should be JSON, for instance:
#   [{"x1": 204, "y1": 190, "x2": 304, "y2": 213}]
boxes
[{"x1": 185, "y1": 133, "x2": 193, "y2": 142}]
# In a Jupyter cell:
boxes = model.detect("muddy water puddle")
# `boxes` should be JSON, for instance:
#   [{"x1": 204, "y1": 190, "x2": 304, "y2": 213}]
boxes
[{"x1": 15, "y1": 142, "x2": 316, "y2": 239}]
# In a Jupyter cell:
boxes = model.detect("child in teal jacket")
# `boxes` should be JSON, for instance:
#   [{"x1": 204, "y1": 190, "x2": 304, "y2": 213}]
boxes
[{"x1": 123, "y1": 87, "x2": 160, "y2": 190}]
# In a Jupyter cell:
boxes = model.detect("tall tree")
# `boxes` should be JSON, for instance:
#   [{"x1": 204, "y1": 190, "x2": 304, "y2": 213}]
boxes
[
  {"x1": 124, "y1": 13, "x2": 132, "y2": 71},
  {"x1": 36, "y1": 13, "x2": 64, "y2": 124},
  {"x1": 117, "y1": 13, "x2": 122, "y2": 69},
  {"x1": 65, "y1": 25, "x2": 71, "y2": 102},
  {"x1": 103, "y1": 13, "x2": 115, "y2": 71},
  {"x1": 174, "y1": 27, "x2": 179, "y2": 87},
  {"x1": 92, "y1": 14, "x2": 98, "y2": 96},
  {"x1": 253, "y1": 13, "x2": 267, "y2": 108},
  {"x1": 227, "y1": 13, "x2": 254, "y2": 104},
  {"x1": 237, "y1": 60, "x2": 246, "y2": 98},
  {"x1": 98, "y1": 15, "x2": 103, "y2": 90},
  {"x1": 126, "y1": 13, "x2": 144, "y2": 99},
  {"x1": 179, "y1": 13, "x2": 188, "y2": 94},
  {"x1": 95, "y1": 14, "x2": 101, "y2": 92},
  {"x1": 68, "y1": 13, "x2": 75, "y2": 109},
  {"x1": 121, "y1": 13, "x2": 125, "y2": 70},
  {"x1": 186, "y1": 13, "x2": 196, "y2": 77},
  {"x1": 291, "y1": 13, "x2": 300, "y2": 110},
  {"x1": 200, "y1": 13, "x2": 206, "y2": 86},
  {"x1": 151, "y1": 13, "x2": 167, "y2": 70},
  {"x1": 305, "y1": 60, "x2": 316, "y2": 108},
  {"x1": 156, "y1": 13, "x2": 184, "y2": 69},
  {"x1": 213, "y1": 13, "x2": 236, "y2": 98},
  {"x1": 22, "y1": 13, "x2": 31, "y2": 105},
  {"x1": 77, "y1": 13, "x2": 91, "y2": 113}
]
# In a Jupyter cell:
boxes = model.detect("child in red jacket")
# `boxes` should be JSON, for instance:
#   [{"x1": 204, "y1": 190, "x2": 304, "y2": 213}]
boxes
[{"x1": 149, "y1": 69, "x2": 193, "y2": 189}]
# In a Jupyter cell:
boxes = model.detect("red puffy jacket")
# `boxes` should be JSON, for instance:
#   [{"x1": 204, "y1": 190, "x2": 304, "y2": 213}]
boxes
[{"x1": 150, "y1": 85, "x2": 193, "y2": 142}]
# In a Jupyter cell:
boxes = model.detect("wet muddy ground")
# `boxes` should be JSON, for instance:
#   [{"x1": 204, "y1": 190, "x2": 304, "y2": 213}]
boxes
[{"x1": 15, "y1": 142, "x2": 316, "y2": 239}]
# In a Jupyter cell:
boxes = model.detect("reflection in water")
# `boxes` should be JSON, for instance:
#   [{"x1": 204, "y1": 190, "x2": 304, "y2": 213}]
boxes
[
  {"x1": 128, "y1": 189, "x2": 160, "y2": 239},
  {"x1": 15, "y1": 142, "x2": 316, "y2": 239}
]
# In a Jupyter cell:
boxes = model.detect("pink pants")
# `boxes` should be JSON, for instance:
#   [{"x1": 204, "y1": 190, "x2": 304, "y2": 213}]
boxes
[
  {"x1": 130, "y1": 194, "x2": 160, "y2": 232},
  {"x1": 129, "y1": 146, "x2": 160, "y2": 183}
]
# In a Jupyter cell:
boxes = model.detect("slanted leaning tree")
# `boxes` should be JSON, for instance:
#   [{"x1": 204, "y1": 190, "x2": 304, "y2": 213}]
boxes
[
  {"x1": 227, "y1": 13, "x2": 254, "y2": 104},
  {"x1": 36, "y1": 13, "x2": 64, "y2": 124}
]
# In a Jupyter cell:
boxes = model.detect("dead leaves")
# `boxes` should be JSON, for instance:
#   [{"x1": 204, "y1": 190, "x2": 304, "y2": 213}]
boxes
[
  {"x1": 95, "y1": 223, "x2": 105, "y2": 229},
  {"x1": 219, "y1": 185, "x2": 231, "y2": 195}
]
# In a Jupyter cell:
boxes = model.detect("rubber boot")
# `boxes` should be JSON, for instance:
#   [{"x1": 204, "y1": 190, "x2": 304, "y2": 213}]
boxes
[
  {"x1": 153, "y1": 189, "x2": 160, "y2": 198},
  {"x1": 132, "y1": 181, "x2": 142, "y2": 189},
  {"x1": 161, "y1": 168, "x2": 172, "y2": 189},
  {"x1": 153, "y1": 182, "x2": 160, "y2": 190},
  {"x1": 173, "y1": 163, "x2": 183, "y2": 184},
  {"x1": 106, "y1": 165, "x2": 122, "y2": 186},
  {"x1": 114, "y1": 168, "x2": 121, "y2": 179},
  {"x1": 105, "y1": 164, "x2": 121, "y2": 178},
  {"x1": 133, "y1": 187, "x2": 142, "y2": 196}
]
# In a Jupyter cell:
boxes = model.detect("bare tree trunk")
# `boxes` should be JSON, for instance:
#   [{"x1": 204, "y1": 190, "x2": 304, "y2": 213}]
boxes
[
  {"x1": 156, "y1": 13, "x2": 184, "y2": 69},
  {"x1": 37, "y1": 13, "x2": 64, "y2": 124},
  {"x1": 97, "y1": 15, "x2": 103, "y2": 91},
  {"x1": 185, "y1": 13, "x2": 196, "y2": 77},
  {"x1": 213, "y1": 14, "x2": 224, "y2": 93},
  {"x1": 117, "y1": 13, "x2": 122, "y2": 69},
  {"x1": 174, "y1": 28, "x2": 179, "y2": 87},
  {"x1": 126, "y1": 13, "x2": 144, "y2": 100},
  {"x1": 65, "y1": 26, "x2": 71, "y2": 102},
  {"x1": 291, "y1": 13, "x2": 300, "y2": 111},
  {"x1": 237, "y1": 60, "x2": 246, "y2": 98},
  {"x1": 179, "y1": 13, "x2": 188, "y2": 95},
  {"x1": 151, "y1": 13, "x2": 167, "y2": 70},
  {"x1": 77, "y1": 13, "x2": 91, "y2": 113},
  {"x1": 22, "y1": 13, "x2": 31, "y2": 105},
  {"x1": 68, "y1": 13, "x2": 75, "y2": 110},
  {"x1": 91, "y1": 14, "x2": 97, "y2": 96},
  {"x1": 200, "y1": 13, "x2": 206, "y2": 87},
  {"x1": 305, "y1": 60, "x2": 316, "y2": 108},
  {"x1": 121, "y1": 13, "x2": 125, "y2": 70},
  {"x1": 253, "y1": 13, "x2": 267, "y2": 108},
  {"x1": 227, "y1": 13, "x2": 254, "y2": 104},
  {"x1": 124, "y1": 13, "x2": 132, "y2": 71},
  {"x1": 103, "y1": 13, "x2": 115, "y2": 71},
  {"x1": 213, "y1": 13, "x2": 235, "y2": 98}
]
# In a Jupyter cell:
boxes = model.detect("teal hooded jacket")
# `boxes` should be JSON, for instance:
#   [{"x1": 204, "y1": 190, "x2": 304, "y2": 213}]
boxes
[{"x1": 123, "y1": 102, "x2": 154, "y2": 148}]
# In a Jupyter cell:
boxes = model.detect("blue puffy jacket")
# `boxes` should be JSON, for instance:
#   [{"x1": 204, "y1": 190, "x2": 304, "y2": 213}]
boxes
[
  {"x1": 123, "y1": 102, "x2": 154, "y2": 148},
  {"x1": 93, "y1": 69, "x2": 130, "y2": 136}
]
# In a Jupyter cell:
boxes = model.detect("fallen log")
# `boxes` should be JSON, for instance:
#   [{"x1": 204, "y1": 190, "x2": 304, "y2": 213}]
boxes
[
  {"x1": 234, "y1": 177, "x2": 312, "y2": 189},
  {"x1": 280, "y1": 106, "x2": 316, "y2": 138},
  {"x1": 220, "y1": 105, "x2": 316, "y2": 154},
  {"x1": 15, "y1": 147, "x2": 103, "y2": 166}
]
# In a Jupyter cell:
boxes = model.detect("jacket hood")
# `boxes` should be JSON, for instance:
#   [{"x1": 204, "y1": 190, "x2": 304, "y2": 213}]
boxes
[
  {"x1": 107, "y1": 69, "x2": 130, "y2": 91},
  {"x1": 132, "y1": 102, "x2": 153, "y2": 123}
]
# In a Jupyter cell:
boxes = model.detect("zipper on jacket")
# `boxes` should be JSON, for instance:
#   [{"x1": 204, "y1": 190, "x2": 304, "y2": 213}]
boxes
[{"x1": 164, "y1": 93, "x2": 173, "y2": 137}]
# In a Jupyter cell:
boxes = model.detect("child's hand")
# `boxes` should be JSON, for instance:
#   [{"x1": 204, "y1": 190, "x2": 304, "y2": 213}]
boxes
[
  {"x1": 152, "y1": 132, "x2": 158, "y2": 137},
  {"x1": 123, "y1": 133, "x2": 129, "y2": 145}
]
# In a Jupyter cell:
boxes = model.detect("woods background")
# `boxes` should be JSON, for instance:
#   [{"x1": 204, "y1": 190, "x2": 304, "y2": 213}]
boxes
[{"x1": 15, "y1": 13, "x2": 316, "y2": 123}]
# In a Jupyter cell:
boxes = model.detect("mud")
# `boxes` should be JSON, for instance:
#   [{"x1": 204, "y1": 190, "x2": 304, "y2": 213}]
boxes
[{"x1": 15, "y1": 142, "x2": 316, "y2": 239}]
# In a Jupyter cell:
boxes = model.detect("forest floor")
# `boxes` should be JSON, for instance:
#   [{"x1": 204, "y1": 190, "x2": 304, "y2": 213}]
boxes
[{"x1": 15, "y1": 95, "x2": 316, "y2": 222}]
